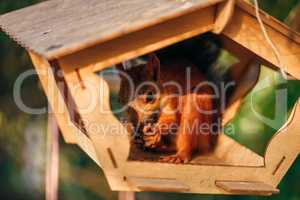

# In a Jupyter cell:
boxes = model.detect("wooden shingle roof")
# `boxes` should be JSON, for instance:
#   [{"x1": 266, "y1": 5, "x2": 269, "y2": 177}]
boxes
[{"x1": 0, "y1": 0, "x2": 223, "y2": 59}]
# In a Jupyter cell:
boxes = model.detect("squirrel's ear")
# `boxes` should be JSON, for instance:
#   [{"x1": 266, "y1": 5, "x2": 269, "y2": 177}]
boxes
[
  {"x1": 116, "y1": 63, "x2": 125, "y2": 72},
  {"x1": 147, "y1": 53, "x2": 161, "y2": 82}
]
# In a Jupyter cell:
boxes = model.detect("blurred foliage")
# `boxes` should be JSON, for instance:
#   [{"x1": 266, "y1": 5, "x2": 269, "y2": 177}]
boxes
[
  {"x1": 0, "y1": 0, "x2": 299, "y2": 200},
  {"x1": 251, "y1": 0, "x2": 300, "y2": 21},
  {"x1": 286, "y1": 2, "x2": 300, "y2": 31},
  {"x1": 224, "y1": 66, "x2": 300, "y2": 156},
  {"x1": 0, "y1": 0, "x2": 115, "y2": 200}
]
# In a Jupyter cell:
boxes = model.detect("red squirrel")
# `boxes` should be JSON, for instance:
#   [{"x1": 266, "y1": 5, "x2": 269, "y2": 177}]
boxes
[{"x1": 118, "y1": 53, "x2": 219, "y2": 164}]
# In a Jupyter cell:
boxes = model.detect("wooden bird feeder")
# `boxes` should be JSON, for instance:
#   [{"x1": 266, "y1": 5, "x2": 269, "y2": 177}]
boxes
[{"x1": 1, "y1": 0, "x2": 300, "y2": 196}]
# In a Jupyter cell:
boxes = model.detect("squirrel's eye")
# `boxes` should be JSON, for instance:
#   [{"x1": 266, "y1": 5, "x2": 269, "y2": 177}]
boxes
[{"x1": 145, "y1": 91, "x2": 155, "y2": 103}]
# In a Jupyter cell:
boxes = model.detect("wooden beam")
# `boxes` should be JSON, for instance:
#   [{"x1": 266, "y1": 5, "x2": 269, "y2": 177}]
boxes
[
  {"x1": 216, "y1": 181, "x2": 279, "y2": 196},
  {"x1": 29, "y1": 52, "x2": 77, "y2": 144},
  {"x1": 0, "y1": 0, "x2": 223, "y2": 59},
  {"x1": 221, "y1": 35, "x2": 277, "y2": 73},
  {"x1": 213, "y1": 0, "x2": 236, "y2": 34},
  {"x1": 222, "y1": 6, "x2": 300, "y2": 80},
  {"x1": 264, "y1": 100, "x2": 300, "y2": 186},
  {"x1": 222, "y1": 60, "x2": 260, "y2": 125},
  {"x1": 29, "y1": 52, "x2": 102, "y2": 167},
  {"x1": 58, "y1": 6, "x2": 215, "y2": 72},
  {"x1": 126, "y1": 177, "x2": 190, "y2": 192},
  {"x1": 236, "y1": 0, "x2": 300, "y2": 44}
]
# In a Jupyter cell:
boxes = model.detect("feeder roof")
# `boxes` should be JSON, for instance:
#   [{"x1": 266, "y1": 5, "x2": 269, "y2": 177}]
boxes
[{"x1": 0, "y1": 0, "x2": 224, "y2": 59}]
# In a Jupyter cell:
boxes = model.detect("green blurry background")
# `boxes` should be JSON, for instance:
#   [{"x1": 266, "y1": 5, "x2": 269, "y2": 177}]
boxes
[{"x1": 0, "y1": 0, "x2": 299, "y2": 200}]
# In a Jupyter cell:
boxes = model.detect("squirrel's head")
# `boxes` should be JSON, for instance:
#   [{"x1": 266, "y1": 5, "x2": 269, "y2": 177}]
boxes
[{"x1": 118, "y1": 54, "x2": 164, "y2": 130}]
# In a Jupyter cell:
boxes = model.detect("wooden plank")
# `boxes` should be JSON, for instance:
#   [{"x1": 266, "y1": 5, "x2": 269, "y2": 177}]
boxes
[
  {"x1": 223, "y1": 60, "x2": 260, "y2": 114},
  {"x1": 29, "y1": 52, "x2": 101, "y2": 167},
  {"x1": 0, "y1": 0, "x2": 223, "y2": 59},
  {"x1": 29, "y1": 52, "x2": 77, "y2": 143},
  {"x1": 56, "y1": 7, "x2": 214, "y2": 71},
  {"x1": 222, "y1": 6, "x2": 300, "y2": 80},
  {"x1": 216, "y1": 181, "x2": 279, "y2": 196},
  {"x1": 222, "y1": 35, "x2": 298, "y2": 80},
  {"x1": 59, "y1": 6, "x2": 215, "y2": 72},
  {"x1": 237, "y1": 0, "x2": 300, "y2": 44},
  {"x1": 264, "y1": 100, "x2": 300, "y2": 186},
  {"x1": 212, "y1": 134, "x2": 264, "y2": 167},
  {"x1": 57, "y1": 62, "x2": 130, "y2": 172},
  {"x1": 126, "y1": 177, "x2": 190, "y2": 192},
  {"x1": 220, "y1": 35, "x2": 267, "y2": 79},
  {"x1": 213, "y1": 0, "x2": 236, "y2": 34}
]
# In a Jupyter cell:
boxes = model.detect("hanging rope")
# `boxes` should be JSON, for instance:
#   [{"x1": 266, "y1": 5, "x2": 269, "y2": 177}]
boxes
[{"x1": 253, "y1": 0, "x2": 288, "y2": 79}]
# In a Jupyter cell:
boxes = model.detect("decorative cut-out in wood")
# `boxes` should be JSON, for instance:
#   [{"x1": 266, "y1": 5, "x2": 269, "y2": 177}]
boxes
[{"x1": 1, "y1": 0, "x2": 299, "y2": 196}]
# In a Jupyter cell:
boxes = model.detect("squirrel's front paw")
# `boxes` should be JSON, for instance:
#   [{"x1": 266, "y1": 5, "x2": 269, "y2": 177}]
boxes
[
  {"x1": 143, "y1": 123, "x2": 161, "y2": 149},
  {"x1": 159, "y1": 153, "x2": 191, "y2": 164}
]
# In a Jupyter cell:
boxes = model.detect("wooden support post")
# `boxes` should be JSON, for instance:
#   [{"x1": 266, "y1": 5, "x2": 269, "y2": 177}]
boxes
[
  {"x1": 45, "y1": 107, "x2": 60, "y2": 200},
  {"x1": 118, "y1": 192, "x2": 135, "y2": 200}
]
